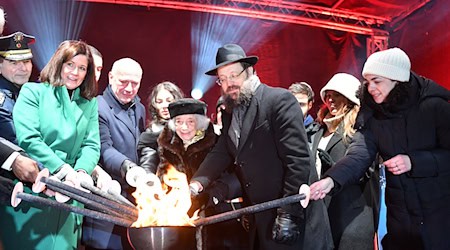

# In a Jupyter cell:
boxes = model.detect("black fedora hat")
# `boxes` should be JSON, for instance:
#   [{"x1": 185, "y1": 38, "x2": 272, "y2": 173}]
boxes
[{"x1": 205, "y1": 44, "x2": 258, "y2": 76}]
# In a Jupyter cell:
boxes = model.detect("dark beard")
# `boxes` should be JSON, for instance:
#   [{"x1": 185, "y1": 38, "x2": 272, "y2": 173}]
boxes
[{"x1": 223, "y1": 82, "x2": 254, "y2": 111}]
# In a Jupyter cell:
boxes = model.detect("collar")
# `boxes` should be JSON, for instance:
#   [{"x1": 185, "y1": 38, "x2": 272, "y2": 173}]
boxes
[
  {"x1": 183, "y1": 130, "x2": 206, "y2": 150},
  {"x1": 0, "y1": 75, "x2": 21, "y2": 95},
  {"x1": 323, "y1": 113, "x2": 345, "y2": 133},
  {"x1": 104, "y1": 84, "x2": 139, "y2": 110},
  {"x1": 304, "y1": 114, "x2": 314, "y2": 126}
]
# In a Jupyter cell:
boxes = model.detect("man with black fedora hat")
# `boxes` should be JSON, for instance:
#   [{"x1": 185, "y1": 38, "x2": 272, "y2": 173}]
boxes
[{"x1": 191, "y1": 44, "x2": 333, "y2": 249}]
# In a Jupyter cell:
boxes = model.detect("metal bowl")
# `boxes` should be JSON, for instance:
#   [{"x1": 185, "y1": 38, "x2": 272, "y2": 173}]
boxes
[{"x1": 127, "y1": 226, "x2": 196, "y2": 250}]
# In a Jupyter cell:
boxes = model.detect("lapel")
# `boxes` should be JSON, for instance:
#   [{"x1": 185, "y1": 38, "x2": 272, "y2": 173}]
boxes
[
  {"x1": 104, "y1": 86, "x2": 138, "y2": 139},
  {"x1": 222, "y1": 110, "x2": 238, "y2": 156},
  {"x1": 311, "y1": 124, "x2": 344, "y2": 153},
  {"x1": 311, "y1": 127, "x2": 325, "y2": 154},
  {"x1": 114, "y1": 107, "x2": 137, "y2": 138},
  {"x1": 325, "y1": 132, "x2": 343, "y2": 151},
  {"x1": 237, "y1": 85, "x2": 262, "y2": 153}
]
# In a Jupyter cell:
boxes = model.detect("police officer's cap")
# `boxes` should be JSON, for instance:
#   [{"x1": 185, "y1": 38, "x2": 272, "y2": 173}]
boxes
[{"x1": 0, "y1": 31, "x2": 35, "y2": 61}]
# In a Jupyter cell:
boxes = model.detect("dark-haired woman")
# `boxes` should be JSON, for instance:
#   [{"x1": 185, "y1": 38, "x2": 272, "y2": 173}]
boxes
[
  {"x1": 138, "y1": 81, "x2": 184, "y2": 173},
  {"x1": 0, "y1": 40, "x2": 100, "y2": 249},
  {"x1": 311, "y1": 48, "x2": 450, "y2": 250}
]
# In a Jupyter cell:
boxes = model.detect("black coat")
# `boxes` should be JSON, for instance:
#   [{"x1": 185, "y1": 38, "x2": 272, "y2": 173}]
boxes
[
  {"x1": 0, "y1": 75, "x2": 20, "y2": 144},
  {"x1": 0, "y1": 138, "x2": 16, "y2": 165},
  {"x1": 193, "y1": 83, "x2": 333, "y2": 250},
  {"x1": 138, "y1": 124, "x2": 164, "y2": 174},
  {"x1": 157, "y1": 123, "x2": 216, "y2": 181},
  {"x1": 312, "y1": 126, "x2": 374, "y2": 249},
  {"x1": 327, "y1": 72, "x2": 450, "y2": 250}
]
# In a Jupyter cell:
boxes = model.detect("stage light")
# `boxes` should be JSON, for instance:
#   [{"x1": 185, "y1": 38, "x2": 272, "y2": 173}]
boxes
[
  {"x1": 8, "y1": 0, "x2": 89, "y2": 70},
  {"x1": 190, "y1": 12, "x2": 283, "y2": 97},
  {"x1": 191, "y1": 88, "x2": 204, "y2": 100}
]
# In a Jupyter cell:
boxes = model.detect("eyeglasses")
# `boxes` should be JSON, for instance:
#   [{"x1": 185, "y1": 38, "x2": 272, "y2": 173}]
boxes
[{"x1": 216, "y1": 68, "x2": 246, "y2": 86}]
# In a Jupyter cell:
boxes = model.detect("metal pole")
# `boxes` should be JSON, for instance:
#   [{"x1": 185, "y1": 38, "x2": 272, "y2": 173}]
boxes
[
  {"x1": 42, "y1": 177, "x2": 138, "y2": 220},
  {"x1": 193, "y1": 193, "x2": 306, "y2": 227},
  {"x1": 16, "y1": 192, "x2": 134, "y2": 227},
  {"x1": 80, "y1": 181, "x2": 134, "y2": 207}
]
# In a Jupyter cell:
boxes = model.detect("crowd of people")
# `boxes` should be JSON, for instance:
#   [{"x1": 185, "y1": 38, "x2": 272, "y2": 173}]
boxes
[{"x1": 1, "y1": 5, "x2": 450, "y2": 250}]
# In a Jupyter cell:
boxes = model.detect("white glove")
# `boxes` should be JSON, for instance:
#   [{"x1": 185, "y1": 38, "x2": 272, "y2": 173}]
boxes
[
  {"x1": 65, "y1": 170, "x2": 94, "y2": 192},
  {"x1": 53, "y1": 164, "x2": 74, "y2": 180},
  {"x1": 126, "y1": 166, "x2": 147, "y2": 187},
  {"x1": 55, "y1": 169, "x2": 93, "y2": 203},
  {"x1": 106, "y1": 180, "x2": 122, "y2": 195},
  {"x1": 189, "y1": 181, "x2": 203, "y2": 197},
  {"x1": 91, "y1": 165, "x2": 112, "y2": 191}
]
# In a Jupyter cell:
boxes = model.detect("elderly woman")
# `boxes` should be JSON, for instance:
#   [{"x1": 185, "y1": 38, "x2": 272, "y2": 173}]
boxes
[
  {"x1": 0, "y1": 40, "x2": 100, "y2": 249},
  {"x1": 311, "y1": 73, "x2": 373, "y2": 249},
  {"x1": 311, "y1": 48, "x2": 450, "y2": 249},
  {"x1": 157, "y1": 98, "x2": 245, "y2": 248},
  {"x1": 138, "y1": 81, "x2": 184, "y2": 173},
  {"x1": 157, "y1": 98, "x2": 215, "y2": 181}
]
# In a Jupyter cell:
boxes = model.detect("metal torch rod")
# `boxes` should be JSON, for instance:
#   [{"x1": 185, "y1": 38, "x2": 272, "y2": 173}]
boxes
[
  {"x1": 193, "y1": 193, "x2": 306, "y2": 227},
  {"x1": 42, "y1": 177, "x2": 138, "y2": 220},
  {"x1": 80, "y1": 181, "x2": 134, "y2": 207},
  {"x1": 16, "y1": 192, "x2": 134, "y2": 227},
  {"x1": 43, "y1": 179, "x2": 133, "y2": 220}
]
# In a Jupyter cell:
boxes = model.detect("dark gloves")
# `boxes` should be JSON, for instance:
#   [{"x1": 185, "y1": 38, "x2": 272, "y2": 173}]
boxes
[
  {"x1": 0, "y1": 176, "x2": 14, "y2": 205},
  {"x1": 272, "y1": 208, "x2": 300, "y2": 245},
  {"x1": 120, "y1": 159, "x2": 139, "y2": 178},
  {"x1": 317, "y1": 148, "x2": 335, "y2": 168},
  {"x1": 239, "y1": 214, "x2": 251, "y2": 232}
]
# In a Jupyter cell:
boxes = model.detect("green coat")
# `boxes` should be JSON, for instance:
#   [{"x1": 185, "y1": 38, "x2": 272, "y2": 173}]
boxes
[{"x1": 0, "y1": 82, "x2": 100, "y2": 250}]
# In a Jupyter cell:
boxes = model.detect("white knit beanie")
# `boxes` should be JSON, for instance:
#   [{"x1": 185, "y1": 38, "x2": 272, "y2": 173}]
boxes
[
  {"x1": 362, "y1": 47, "x2": 411, "y2": 82},
  {"x1": 320, "y1": 73, "x2": 361, "y2": 105}
]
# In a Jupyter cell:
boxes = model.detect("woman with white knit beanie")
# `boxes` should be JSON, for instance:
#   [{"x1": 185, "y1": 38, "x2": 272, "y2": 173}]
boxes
[
  {"x1": 310, "y1": 47, "x2": 450, "y2": 250},
  {"x1": 311, "y1": 73, "x2": 374, "y2": 249}
]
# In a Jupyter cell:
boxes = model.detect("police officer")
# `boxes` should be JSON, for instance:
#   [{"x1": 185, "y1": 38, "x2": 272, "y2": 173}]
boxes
[{"x1": 0, "y1": 31, "x2": 35, "y2": 143}]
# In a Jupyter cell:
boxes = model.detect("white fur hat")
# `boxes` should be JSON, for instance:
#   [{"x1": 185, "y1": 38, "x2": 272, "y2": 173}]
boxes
[
  {"x1": 362, "y1": 47, "x2": 411, "y2": 82},
  {"x1": 320, "y1": 73, "x2": 361, "y2": 105}
]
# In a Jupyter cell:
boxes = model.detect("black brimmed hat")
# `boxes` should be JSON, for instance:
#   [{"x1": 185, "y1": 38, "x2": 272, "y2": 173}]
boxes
[
  {"x1": 0, "y1": 31, "x2": 35, "y2": 61},
  {"x1": 205, "y1": 44, "x2": 258, "y2": 76},
  {"x1": 169, "y1": 98, "x2": 207, "y2": 118}
]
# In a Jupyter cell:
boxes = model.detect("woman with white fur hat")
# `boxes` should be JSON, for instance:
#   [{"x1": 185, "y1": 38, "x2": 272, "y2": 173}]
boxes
[
  {"x1": 311, "y1": 73, "x2": 374, "y2": 249},
  {"x1": 311, "y1": 47, "x2": 450, "y2": 249}
]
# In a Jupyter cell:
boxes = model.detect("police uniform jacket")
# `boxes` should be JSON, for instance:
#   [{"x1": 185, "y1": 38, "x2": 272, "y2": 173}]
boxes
[{"x1": 0, "y1": 75, "x2": 20, "y2": 144}]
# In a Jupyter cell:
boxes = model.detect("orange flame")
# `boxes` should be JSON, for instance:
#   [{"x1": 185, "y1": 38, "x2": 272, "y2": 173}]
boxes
[{"x1": 131, "y1": 165, "x2": 197, "y2": 227}]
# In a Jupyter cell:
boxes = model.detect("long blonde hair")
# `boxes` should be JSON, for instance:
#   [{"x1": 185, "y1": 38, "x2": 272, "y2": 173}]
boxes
[{"x1": 316, "y1": 101, "x2": 359, "y2": 144}]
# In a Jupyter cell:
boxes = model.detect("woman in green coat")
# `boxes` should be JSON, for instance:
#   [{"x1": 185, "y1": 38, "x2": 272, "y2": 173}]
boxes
[{"x1": 0, "y1": 40, "x2": 100, "y2": 250}]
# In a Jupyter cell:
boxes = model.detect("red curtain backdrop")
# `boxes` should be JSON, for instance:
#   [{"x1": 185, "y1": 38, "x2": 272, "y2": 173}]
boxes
[
  {"x1": 389, "y1": 0, "x2": 450, "y2": 89},
  {"x1": 1, "y1": 0, "x2": 448, "y2": 118}
]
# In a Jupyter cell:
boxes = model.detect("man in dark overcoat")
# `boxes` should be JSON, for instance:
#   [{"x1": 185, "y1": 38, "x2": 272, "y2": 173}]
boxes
[
  {"x1": 82, "y1": 58, "x2": 146, "y2": 250},
  {"x1": 191, "y1": 44, "x2": 333, "y2": 249}
]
